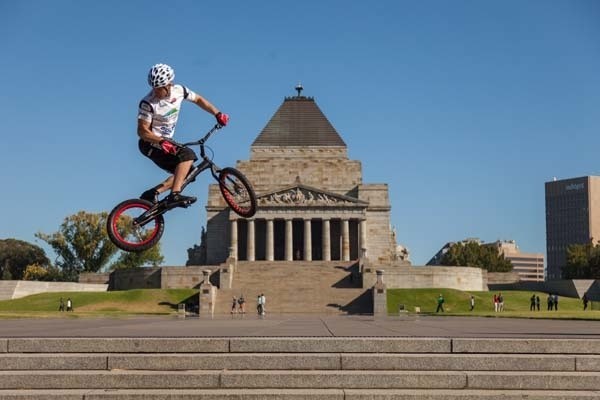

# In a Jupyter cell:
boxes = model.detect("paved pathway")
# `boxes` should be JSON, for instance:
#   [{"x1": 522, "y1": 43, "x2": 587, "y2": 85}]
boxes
[{"x1": 1, "y1": 315, "x2": 599, "y2": 338}]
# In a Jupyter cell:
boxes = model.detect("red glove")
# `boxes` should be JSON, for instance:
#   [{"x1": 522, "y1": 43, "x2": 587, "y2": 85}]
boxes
[
  {"x1": 159, "y1": 140, "x2": 178, "y2": 155},
  {"x1": 216, "y1": 112, "x2": 229, "y2": 126}
]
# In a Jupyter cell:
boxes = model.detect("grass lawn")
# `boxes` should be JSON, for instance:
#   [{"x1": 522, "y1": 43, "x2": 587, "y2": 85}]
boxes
[
  {"x1": 0, "y1": 289, "x2": 198, "y2": 318},
  {"x1": 387, "y1": 288, "x2": 600, "y2": 320}
]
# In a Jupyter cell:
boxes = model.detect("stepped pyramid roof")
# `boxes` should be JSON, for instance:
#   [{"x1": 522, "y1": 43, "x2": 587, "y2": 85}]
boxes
[{"x1": 252, "y1": 90, "x2": 346, "y2": 147}]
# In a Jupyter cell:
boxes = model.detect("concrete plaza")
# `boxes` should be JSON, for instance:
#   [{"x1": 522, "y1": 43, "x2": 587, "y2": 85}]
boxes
[{"x1": 0, "y1": 314, "x2": 598, "y2": 338}]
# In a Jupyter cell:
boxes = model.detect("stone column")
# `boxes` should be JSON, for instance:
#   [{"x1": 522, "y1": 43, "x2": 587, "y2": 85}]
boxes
[
  {"x1": 360, "y1": 219, "x2": 367, "y2": 253},
  {"x1": 322, "y1": 218, "x2": 331, "y2": 261},
  {"x1": 230, "y1": 220, "x2": 238, "y2": 261},
  {"x1": 304, "y1": 219, "x2": 312, "y2": 261},
  {"x1": 342, "y1": 219, "x2": 350, "y2": 261},
  {"x1": 285, "y1": 219, "x2": 293, "y2": 261},
  {"x1": 266, "y1": 219, "x2": 274, "y2": 261},
  {"x1": 247, "y1": 219, "x2": 255, "y2": 262}
]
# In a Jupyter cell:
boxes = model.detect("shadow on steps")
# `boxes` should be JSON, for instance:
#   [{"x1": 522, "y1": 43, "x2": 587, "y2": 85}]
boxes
[{"x1": 327, "y1": 288, "x2": 373, "y2": 315}]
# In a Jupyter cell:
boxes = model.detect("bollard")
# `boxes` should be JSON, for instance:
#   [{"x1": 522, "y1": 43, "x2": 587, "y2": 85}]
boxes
[
  {"x1": 198, "y1": 269, "x2": 216, "y2": 316},
  {"x1": 373, "y1": 269, "x2": 387, "y2": 317}
]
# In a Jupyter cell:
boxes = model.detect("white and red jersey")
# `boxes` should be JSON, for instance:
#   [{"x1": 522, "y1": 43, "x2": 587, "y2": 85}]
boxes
[{"x1": 137, "y1": 84, "x2": 198, "y2": 139}]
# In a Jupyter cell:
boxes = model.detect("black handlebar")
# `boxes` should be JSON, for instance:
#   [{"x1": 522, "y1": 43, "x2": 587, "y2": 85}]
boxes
[{"x1": 181, "y1": 124, "x2": 223, "y2": 147}]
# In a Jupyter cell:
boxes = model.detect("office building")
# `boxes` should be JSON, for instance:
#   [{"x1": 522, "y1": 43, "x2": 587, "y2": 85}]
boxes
[
  {"x1": 545, "y1": 176, "x2": 600, "y2": 280},
  {"x1": 489, "y1": 240, "x2": 544, "y2": 282}
]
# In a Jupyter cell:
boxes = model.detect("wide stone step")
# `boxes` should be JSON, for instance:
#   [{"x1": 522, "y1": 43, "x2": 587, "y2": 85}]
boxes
[
  {"x1": 115, "y1": 354, "x2": 593, "y2": 372},
  {"x1": 1, "y1": 389, "x2": 600, "y2": 400},
  {"x1": 453, "y1": 338, "x2": 600, "y2": 353},
  {"x1": 345, "y1": 390, "x2": 600, "y2": 400},
  {"x1": 3, "y1": 353, "x2": 593, "y2": 372},
  {"x1": 7, "y1": 337, "x2": 600, "y2": 354},
  {"x1": 2, "y1": 371, "x2": 600, "y2": 390}
]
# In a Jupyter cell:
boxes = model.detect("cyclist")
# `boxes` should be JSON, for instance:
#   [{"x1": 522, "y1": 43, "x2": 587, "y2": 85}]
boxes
[{"x1": 137, "y1": 63, "x2": 229, "y2": 206}]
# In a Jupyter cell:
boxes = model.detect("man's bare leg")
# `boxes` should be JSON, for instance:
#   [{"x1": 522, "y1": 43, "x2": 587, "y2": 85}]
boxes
[
  {"x1": 171, "y1": 160, "x2": 194, "y2": 193},
  {"x1": 154, "y1": 176, "x2": 174, "y2": 194},
  {"x1": 142, "y1": 161, "x2": 194, "y2": 204},
  {"x1": 141, "y1": 175, "x2": 174, "y2": 202}
]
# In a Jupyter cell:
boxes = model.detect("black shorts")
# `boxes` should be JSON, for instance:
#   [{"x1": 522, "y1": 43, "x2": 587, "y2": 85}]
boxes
[{"x1": 138, "y1": 139, "x2": 197, "y2": 174}]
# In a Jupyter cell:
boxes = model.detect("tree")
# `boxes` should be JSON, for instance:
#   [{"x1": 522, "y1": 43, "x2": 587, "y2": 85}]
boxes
[
  {"x1": 111, "y1": 244, "x2": 163, "y2": 270},
  {"x1": 565, "y1": 241, "x2": 600, "y2": 279},
  {"x1": 23, "y1": 264, "x2": 48, "y2": 281},
  {"x1": 564, "y1": 242, "x2": 591, "y2": 279},
  {"x1": 0, "y1": 239, "x2": 50, "y2": 280},
  {"x1": 440, "y1": 242, "x2": 513, "y2": 272},
  {"x1": 36, "y1": 211, "x2": 164, "y2": 281},
  {"x1": 589, "y1": 245, "x2": 600, "y2": 279},
  {"x1": 23, "y1": 264, "x2": 64, "y2": 281}
]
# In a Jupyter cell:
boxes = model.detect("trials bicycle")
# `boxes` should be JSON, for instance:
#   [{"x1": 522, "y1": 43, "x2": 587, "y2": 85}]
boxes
[{"x1": 107, "y1": 124, "x2": 257, "y2": 252}]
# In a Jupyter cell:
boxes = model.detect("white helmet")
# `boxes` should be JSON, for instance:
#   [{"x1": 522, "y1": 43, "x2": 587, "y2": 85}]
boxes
[{"x1": 147, "y1": 63, "x2": 174, "y2": 88}]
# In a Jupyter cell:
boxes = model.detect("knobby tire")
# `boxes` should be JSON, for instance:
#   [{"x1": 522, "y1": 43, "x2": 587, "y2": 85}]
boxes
[
  {"x1": 107, "y1": 199, "x2": 165, "y2": 252},
  {"x1": 218, "y1": 167, "x2": 257, "y2": 218}
]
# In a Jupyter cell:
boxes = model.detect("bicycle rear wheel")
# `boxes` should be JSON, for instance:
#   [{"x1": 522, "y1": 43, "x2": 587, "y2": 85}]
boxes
[
  {"x1": 107, "y1": 199, "x2": 165, "y2": 252},
  {"x1": 218, "y1": 167, "x2": 257, "y2": 218}
]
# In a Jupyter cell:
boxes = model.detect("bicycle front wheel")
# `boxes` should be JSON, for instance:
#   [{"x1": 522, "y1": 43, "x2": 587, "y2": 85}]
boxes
[
  {"x1": 218, "y1": 167, "x2": 257, "y2": 218},
  {"x1": 107, "y1": 199, "x2": 165, "y2": 252}
]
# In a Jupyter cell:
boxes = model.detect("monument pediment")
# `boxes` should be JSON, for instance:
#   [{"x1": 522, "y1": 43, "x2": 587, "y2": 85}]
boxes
[{"x1": 257, "y1": 184, "x2": 368, "y2": 207}]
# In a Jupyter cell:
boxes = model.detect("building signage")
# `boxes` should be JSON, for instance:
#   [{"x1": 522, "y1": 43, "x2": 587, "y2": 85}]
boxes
[{"x1": 566, "y1": 183, "x2": 585, "y2": 191}]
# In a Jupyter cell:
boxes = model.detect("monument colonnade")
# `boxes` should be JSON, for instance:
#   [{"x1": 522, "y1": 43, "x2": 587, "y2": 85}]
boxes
[{"x1": 229, "y1": 214, "x2": 367, "y2": 262}]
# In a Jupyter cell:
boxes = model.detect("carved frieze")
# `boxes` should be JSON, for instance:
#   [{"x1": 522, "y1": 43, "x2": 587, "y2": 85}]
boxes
[{"x1": 258, "y1": 187, "x2": 357, "y2": 206}]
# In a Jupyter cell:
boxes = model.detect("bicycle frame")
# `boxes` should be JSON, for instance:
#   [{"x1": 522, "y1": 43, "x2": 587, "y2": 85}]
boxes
[
  {"x1": 180, "y1": 124, "x2": 224, "y2": 191},
  {"x1": 133, "y1": 124, "x2": 225, "y2": 227}
]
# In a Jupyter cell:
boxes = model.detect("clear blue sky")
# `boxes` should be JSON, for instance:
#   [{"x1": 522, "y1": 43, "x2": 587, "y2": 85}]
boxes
[{"x1": 1, "y1": 0, "x2": 599, "y2": 267}]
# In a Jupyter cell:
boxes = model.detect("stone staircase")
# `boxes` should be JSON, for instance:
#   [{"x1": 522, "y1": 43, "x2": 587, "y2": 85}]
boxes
[
  {"x1": 1, "y1": 337, "x2": 600, "y2": 398},
  {"x1": 215, "y1": 261, "x2": 371, "y2": 314}
]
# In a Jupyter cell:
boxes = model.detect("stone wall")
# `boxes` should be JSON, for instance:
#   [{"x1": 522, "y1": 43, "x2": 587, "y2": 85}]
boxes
[
  {"x1": 364, "y1": 210, "x2": 393, "y2": 265},
  {"x1": 0, "y1": 281, "x2": 108, "y2": 300},
  {"x1": 358, "y1": 184, "x2": 394, "y2": 265},
  {"x1": 238, "y1": 147, "x2": 362, "y2": 193},
  {"x1": 205, "y1": 205, "x2": 231, "y2": 265},
  {"x1": 111, "y1": 268, "x2": 162, "y2": 290},
  {"x1": 109, "y1": 267, "x2": 220, "y2": 291},
  {"x1": 79, "y1": 273, "x2": 110, "y2": 284},
  {"x1": 363, "y1": 266, "x2": 487, "y2": 292},
  {"x1": 160, "y1": 266, "x2": 207, "y2": 289}
]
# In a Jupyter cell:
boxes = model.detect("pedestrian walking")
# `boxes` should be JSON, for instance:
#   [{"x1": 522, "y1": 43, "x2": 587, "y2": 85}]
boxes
[
  {"x1": 257, "y1": 294, "x2": 263, "y2": 315},
  {"x1": 260, "y1": 293, "x2": 266, "y2": 315},
  {"x1": 529, "y1": 294, "x2": 536, "y2": 311},
  {"x1": 231, "y1": 296, "x2": 237, "y2": 314},
  {"x1": 535, "y1": 295, "x2": 540, "y2": 311},
  {"x1": 583, "y1": 292, "x2": 589, "y2": 311},
  {"x1": 436, "y1": 294, "x2": 444, "y2": 313},
  {"x1": 237, "y1": 295, "x2": 246, "y2": 314},
  {"x1": 469, "y1": 295, "x2": 475, "y2": 311}
]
